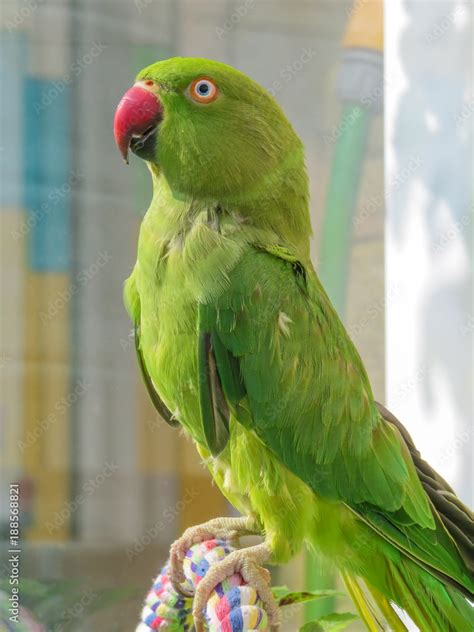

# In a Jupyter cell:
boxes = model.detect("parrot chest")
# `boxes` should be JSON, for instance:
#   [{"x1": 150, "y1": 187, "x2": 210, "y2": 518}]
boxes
[
  {"x1": 135, "y1": 209, "x2": 244, "y2": 442},
  {"x1": 133, "y1": 207, "x2": 328, "y2": 559}
]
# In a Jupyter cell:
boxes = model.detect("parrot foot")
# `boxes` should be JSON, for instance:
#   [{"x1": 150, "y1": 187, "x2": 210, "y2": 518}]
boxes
[
  {"x1": 192, "y1": 541, "x2": 280, "y2": 632},
  {"x1": 169, "y1": 515, "x2": 259, "y2": 596}
]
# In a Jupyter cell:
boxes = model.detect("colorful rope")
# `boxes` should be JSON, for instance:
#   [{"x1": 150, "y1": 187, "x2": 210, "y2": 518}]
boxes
[{"x1": 136, "y1": 539, "x2": 268, "y2": 631}]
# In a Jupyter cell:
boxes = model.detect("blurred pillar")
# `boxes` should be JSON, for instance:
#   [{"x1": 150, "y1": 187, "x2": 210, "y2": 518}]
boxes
[
  {"x1": 21, "y1": 3, "x2": 73, "y2": 540},
  {"x1": 319, "y1": 0, "x2": 383, "y2": 314},
  {"x1": 385, "y1": 1, "x2": 472, "y2": 504},
  {"x1": 0, "y1": 22, "x2": 27, "y2": 528},
  {"x1": 73, "y1": 0, "x2": 142, "y2": 544}
]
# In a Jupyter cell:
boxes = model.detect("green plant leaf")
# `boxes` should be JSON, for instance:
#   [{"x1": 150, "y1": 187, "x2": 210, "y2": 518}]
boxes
[
  {"x1": 272, "y1": 585, "x2": 343, "y2": 607},
  {"x1": 299, "y1": 612, "x2": 359, "y2": 631}
]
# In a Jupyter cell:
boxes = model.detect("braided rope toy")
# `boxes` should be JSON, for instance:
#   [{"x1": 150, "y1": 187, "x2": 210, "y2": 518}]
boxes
[{"x1": 136, "y1": 539, "x2": 269, "y2": 631}]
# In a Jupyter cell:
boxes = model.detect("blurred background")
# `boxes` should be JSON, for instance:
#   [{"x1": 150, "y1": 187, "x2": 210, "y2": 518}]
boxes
[{"x1": 0, "y1": 0, "x2": 472, "y2": 630}]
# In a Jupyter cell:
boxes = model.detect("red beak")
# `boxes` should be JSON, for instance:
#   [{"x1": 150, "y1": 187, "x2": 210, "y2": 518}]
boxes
[{"x1": 113, "y1": 84, "x2": 163, "y2": 164}]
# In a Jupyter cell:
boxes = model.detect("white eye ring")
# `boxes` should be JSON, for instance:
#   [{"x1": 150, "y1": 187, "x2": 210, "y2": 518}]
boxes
[{"x1": 189, "y1": 77, "x2": 218, "y2": 103}]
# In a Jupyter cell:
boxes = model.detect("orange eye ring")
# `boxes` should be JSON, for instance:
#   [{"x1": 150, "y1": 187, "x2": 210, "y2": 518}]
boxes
[{"x1": 189, "y1": 77, "x2": 219, "y2": 104}]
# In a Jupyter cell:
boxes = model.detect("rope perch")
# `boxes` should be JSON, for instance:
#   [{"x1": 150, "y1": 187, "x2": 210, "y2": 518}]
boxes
[{"x1": 136, "y1": 538, "x2": 268, "y2": 631}]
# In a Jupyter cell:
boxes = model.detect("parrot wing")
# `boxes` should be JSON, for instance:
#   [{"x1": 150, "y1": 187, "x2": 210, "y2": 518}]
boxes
[{"x1": 197, "y1": 242, "x2": 474, "y2": 598}]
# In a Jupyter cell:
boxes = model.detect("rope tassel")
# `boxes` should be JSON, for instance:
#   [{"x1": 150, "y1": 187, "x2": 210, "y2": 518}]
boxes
[{"x1": 136, "y1": 539, "x2": 268, "y2": 631}]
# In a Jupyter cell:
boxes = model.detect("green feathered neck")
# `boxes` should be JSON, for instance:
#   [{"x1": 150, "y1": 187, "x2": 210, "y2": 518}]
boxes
[{"x1": 146, "y1": 138, "x2": 312, "y2": 259}]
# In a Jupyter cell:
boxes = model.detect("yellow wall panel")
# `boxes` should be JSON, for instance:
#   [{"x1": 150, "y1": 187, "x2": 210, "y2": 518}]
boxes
[
  {"x1": 137, "y1": 380, "x2": 179, "y2": 474},
  {"x1": 0, "y1": 210, "x2": 25, "y2": 469},
  {"x1": 178, "y1": 437, "x2": 228, "y2": 532},
  {"x1": 22, "y1": 273, "x2": 71, "y2": 541}
]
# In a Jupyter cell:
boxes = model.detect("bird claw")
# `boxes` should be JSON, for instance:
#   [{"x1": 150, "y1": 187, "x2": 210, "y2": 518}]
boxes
[
  {"x1": 192, "y1": 542, "x2": 281, "y2": 632},
  {"x1": 169, "y1": 516, "x2": 258, "y2": 596}
]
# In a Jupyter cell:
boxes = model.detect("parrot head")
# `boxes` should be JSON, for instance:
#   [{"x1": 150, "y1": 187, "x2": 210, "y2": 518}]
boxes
[{"x1": 114, "y1": 57, "x2": 305, "y2": 201}]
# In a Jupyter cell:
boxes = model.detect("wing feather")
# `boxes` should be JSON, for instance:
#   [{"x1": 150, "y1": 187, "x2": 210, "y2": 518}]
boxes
[{"x1": 204, "y1": 243, "x2": 474, "y2": 596}]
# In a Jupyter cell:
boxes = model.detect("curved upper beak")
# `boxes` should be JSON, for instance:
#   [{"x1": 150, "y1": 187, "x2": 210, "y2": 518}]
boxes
[{"x1": 113, "y1": 83, "x2": 164, "y2": 164}]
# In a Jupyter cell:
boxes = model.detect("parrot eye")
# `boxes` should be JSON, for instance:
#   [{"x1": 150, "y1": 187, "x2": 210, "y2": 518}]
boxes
[{"x1": 189, "y1": 77, "x2": 219, "y2": 104}]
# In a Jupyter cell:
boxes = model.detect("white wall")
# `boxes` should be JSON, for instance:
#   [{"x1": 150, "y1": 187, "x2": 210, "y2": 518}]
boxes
[{"x1": 385, "y1": 0, "x2": 472, "y2": 504}]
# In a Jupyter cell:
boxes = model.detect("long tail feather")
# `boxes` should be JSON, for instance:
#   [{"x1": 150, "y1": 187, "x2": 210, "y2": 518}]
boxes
[
  {"x1": 340, "y1": 570, "x2": 383, "y2": 632},
  {"x1": 365, "y1": 583, "x2": 409, "y2": 632},
  {"x1": 341, "y1": 559, "x2": 474, "y2": 632}
]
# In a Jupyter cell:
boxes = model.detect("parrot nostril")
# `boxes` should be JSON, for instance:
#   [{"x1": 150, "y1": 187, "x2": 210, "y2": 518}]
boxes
[{"x1": 145, "y1": 80, "x2": 154, "y2": 87}]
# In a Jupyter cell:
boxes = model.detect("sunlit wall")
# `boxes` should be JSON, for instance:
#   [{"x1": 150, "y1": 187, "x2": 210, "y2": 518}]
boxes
[{"x1": 386, "y1": 0, "x2": 472, "y2": 505}]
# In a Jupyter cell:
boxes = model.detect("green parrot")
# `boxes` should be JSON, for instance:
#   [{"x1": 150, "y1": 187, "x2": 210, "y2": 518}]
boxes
[{"x1": 114, "y1": 57, "x2": 473, "y2": 631}]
